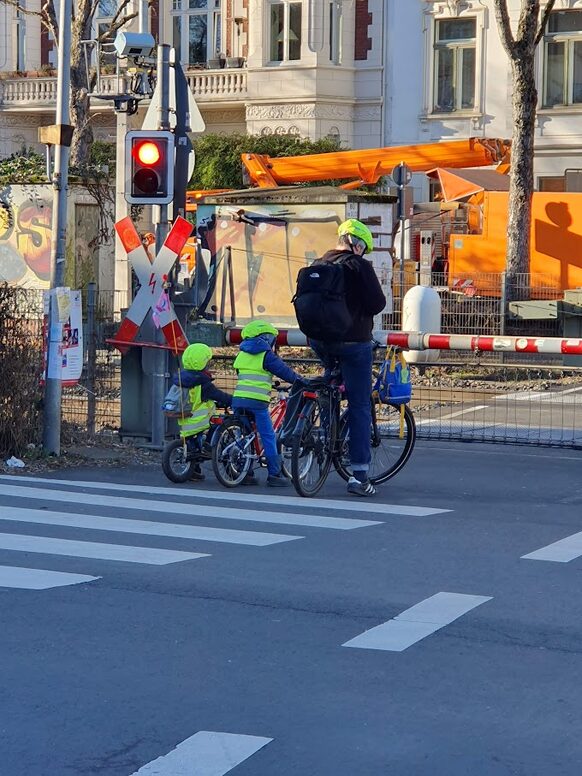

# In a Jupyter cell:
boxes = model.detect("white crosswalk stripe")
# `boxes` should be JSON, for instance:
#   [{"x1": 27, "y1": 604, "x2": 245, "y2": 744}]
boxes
[{"x1": 0, "y1": 476, "x2": 450, "y2": 590}]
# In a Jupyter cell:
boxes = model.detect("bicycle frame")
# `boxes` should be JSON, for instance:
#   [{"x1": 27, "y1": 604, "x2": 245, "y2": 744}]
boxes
[{"x1": 218, "y1": 394, "x2": 288, "y2": 466}]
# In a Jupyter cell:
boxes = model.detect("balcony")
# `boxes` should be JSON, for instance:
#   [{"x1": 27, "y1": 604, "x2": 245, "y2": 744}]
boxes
[{"x1": 0, "y1": 68, "x2": 247, "y2": 111}]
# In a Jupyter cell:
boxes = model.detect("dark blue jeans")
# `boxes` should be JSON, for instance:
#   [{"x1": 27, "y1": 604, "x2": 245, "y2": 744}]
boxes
[
  {"x1": 311, "y1": 340, "x2": 373, "y2": 473},
  {"x1": 232, "y1": 399, "x2": 280, "y2": 476}
]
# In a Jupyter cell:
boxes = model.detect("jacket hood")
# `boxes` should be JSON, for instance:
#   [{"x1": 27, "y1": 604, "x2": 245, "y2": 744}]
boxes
[{"x1": 239, "y1": 337, "x2": 271, "y2": 355}]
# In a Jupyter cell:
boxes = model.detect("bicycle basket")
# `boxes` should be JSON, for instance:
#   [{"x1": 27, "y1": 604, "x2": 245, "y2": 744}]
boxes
[{"x1": 373, "y1": 347, "x2": 412, "y2": 405}]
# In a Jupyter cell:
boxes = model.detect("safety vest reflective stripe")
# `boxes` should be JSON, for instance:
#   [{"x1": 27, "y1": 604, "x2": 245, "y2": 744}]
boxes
[
  {"x1": 236, "y1": 384, "x2": 271, "y2": 398},
  {"x1": 236, "y1": 373, "x2": 269, "y2": 382}
]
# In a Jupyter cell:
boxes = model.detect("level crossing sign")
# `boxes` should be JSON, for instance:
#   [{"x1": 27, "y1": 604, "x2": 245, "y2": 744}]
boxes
[{"x1": 111, "y1": 216, "x2": 193, "y2": 353}]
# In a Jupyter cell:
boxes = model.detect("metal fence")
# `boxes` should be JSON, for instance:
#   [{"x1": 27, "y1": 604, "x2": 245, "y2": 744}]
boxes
[{"x1": 4, "y1": 275, "x2": 582, "y2": 455}]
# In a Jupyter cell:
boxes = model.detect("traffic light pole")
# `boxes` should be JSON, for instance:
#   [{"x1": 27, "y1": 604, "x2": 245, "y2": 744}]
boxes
[
  {"x1": 42, "y1": 0, "x2": 73, "y2": 455},
  {"x1": 151, "y1": 43, "x2": 172, "y2": 449}
]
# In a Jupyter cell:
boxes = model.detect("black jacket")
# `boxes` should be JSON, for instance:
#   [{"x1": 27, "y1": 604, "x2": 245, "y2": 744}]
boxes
[{"x1": 318, "y1": 249, "x2": 386, "y2": 341}]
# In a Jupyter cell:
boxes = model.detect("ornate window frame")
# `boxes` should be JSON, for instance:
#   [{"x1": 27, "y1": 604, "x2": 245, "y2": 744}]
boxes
[
  {"x1": 537, "y1": 0, "x2": 582, "y2": 114},
  {"x1": 421, "y1": 1, "x2": 487, "y2": 121}
]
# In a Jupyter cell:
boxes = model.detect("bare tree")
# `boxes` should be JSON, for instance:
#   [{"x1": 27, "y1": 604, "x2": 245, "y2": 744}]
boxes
[
  {"x1": 1, "y1": 0, "x2": 137, "y2": 167},
  {"x1": 493, "y1": 0, "x2": 556, "y2": 300}
]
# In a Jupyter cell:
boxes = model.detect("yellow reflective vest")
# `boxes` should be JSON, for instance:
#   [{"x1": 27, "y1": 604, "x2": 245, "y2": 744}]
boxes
[
  {"x1": 178, "y1": 384, "x2": 215, "y2": 438},
  {"x1": 233, "y1": 351, "x2": 272, "y2": 402}
]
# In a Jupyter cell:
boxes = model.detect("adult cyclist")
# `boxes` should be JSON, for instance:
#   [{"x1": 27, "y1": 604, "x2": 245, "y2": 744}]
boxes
[{"x1": 309, "y1": 219, "x2": 386, "y2": 496}]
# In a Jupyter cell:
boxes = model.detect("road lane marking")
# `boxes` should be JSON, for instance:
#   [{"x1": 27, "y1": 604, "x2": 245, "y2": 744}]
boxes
[
  {"x1": 0, "y1": 506, "x2": 302, "y2": 547},
  {"x1": 0, "y1": 483, "x2": 381, "y2": 529},
  {"x1": 0, "y1": 565, "x2": 99, "y2": 590},
  {"x1": 522, "y1": 532, "x2": 582, "y2": 562},
  {"x1": 418, "y1": 406, "x2": 488, "y2": 424},
  {"x1": 497, "y1": 386, "x2": 582, "y2": 402},
  {"x1": 342, "y1": 592, "x2": 492, "y2": 652},
  {"x1": 130, "y1": 731, "x2": 272, "y2": 775},
  {"x1": 0, "y1": 533, "x2": 208, "y2": 565},
  {"x1": 0, "y1": 476, "x2": 450, "y2": 517}
]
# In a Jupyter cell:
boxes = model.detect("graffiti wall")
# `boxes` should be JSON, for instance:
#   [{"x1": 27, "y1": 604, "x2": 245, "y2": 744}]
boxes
[{"x1": 0, "y1": 186, "x2": 53, "y2": 289}]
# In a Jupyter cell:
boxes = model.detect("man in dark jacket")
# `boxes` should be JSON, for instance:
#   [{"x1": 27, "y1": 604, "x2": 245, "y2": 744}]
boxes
[{"x1": 310, "y1": 219, "x2": 386, "y2": 497}]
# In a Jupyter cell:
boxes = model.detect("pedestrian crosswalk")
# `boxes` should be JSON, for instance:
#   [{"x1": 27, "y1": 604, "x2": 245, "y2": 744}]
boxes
[{"x1": 0, "y1": 475, "x2": 451, "y2": 591}]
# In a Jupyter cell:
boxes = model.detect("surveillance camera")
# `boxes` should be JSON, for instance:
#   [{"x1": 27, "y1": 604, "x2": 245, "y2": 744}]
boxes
[{"x1": 114, "y1": 31, "x2": 155, "y2": 59}]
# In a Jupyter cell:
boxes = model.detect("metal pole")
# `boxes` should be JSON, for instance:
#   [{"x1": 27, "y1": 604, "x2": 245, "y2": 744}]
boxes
[
  {"x1": 150, "y1": 44, "x2": 172, "y2": 449},
  {"x1": 398, "y1": 190, "x2": 406, "y2": 329},
  {"x1": 86, "y1": 282, "x2": 97, "y2": 436},
  {"x1": 138, "y1": 0, "x2": 148, "y2": 34},
  {"x1": 42, "y1": 0, "x2": 73, "y2": 455}
]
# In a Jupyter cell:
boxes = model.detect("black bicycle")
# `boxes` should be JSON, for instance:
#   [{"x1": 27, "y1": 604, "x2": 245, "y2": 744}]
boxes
[{"x1": 289, "y1": 351, "x2": 416, "y2": 497}]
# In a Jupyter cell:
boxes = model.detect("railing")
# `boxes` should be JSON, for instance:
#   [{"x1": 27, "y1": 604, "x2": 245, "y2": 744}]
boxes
[{"x1": 0, "y1": 68, "x2": 247, "y2": 108}]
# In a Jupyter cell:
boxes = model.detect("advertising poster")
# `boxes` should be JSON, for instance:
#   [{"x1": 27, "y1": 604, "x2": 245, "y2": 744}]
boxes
[{"x1": 43, "y1": 288, "x2": 83, "y2": 385}]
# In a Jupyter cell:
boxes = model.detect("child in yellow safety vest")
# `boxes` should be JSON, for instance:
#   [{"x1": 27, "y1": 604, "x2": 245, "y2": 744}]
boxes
[
  {"x1": 173, "y1": 342, "x2": 232, "y2": 480},
  {"x1": 233, "y1": 321, "x2": 302, "y2": 487}
]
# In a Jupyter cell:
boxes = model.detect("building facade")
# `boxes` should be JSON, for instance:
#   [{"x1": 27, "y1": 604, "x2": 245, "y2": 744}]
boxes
[
  {"x1": 0, "y1": 0, "x2": 385, "y2": 156},
  {"x1": 386, "y1": 0, "x2": 582, "y2": 199}
]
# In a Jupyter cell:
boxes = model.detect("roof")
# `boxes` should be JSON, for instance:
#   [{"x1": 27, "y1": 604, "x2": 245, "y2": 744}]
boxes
[
  {"x1": 426, "y1": 168, "x2": 510, "y2": 202},
  {"x1": 199, "y1": 185, "x2": 396, "y2": 206}
]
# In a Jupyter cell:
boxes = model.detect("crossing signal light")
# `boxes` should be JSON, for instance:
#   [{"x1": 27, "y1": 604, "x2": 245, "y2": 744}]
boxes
[{"x1": 125, "y1": 130, "x2": 175, "y2": 205}]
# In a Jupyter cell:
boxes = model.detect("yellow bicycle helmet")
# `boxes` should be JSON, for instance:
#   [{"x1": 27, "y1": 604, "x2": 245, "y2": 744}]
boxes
[
  {"x1": 182, "y1": 342, "x2": 212, "y2": 370},
  {"x1": 241, "y1": 320, "x2": 279, "y2": 339},
  {"x1": 338, "y1": 219, "x2": 374, "y2": 254}
]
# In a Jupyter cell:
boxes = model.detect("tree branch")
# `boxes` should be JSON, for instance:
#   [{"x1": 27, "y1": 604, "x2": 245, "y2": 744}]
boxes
[
  {"x1": 0, "y1": 0, "x2": 43, "y2": 20},
  {"x1": 535, "y1": 0, "x2": 557, "y2": 45},
  {"x1": 493, "y1": 0, "x2": 516, "y2": 60}
]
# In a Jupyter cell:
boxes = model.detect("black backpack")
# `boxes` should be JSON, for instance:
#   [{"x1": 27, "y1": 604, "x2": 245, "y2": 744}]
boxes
[{"x1": 292, "y1": 258, "x2": 352, "y2": 341}]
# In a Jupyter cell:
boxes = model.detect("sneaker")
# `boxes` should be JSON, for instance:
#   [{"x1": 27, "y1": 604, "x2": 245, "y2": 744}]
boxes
[
  {"x1": 267, "y1": 473, "x2": 291, "y2": 488},
  {"x1": 200, "y1": 442, "x2": 213, "y2": 460},
  {"x1": 190, "y1": 464, "x2": 206, "y2": 481},
  {"x1": 241, "y1": 472, "x2": 258, "y2": 486},
  {"x1": 347, "y1": 476, "x2": 376, "y2": 497}
]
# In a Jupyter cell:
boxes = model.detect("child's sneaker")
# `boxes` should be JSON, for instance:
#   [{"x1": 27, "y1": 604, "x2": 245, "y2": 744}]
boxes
[
  {"x1": 267, "y1": 473, "x2": 291, "y2": 487},
  {"x1": 190, "y1": 464, "x2": 205, "y2": 481},
  {"x1": 241, "y1": 472, "x2": 258, "y2": 486},
  {"x1": 347, "y1": 476, "x2": 376, "y2": 497}
]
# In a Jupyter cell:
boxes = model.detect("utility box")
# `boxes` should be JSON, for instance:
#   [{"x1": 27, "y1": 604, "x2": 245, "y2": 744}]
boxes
[{"x1": 195, "y1": 186, "x2": 396, "y2": 330}]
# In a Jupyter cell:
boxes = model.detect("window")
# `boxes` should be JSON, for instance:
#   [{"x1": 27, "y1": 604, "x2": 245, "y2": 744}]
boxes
[
  {"x1": 268, "y1": 1, "x2": 302, "y2": 63},
  {"x1": 15, "y1": 3, "x2": 26, "y2": 72},
  {"x1": 171, "y1": 0, "x2": 221, "y2": 67},
  {"x1": 329, "y1": 0, "x2": 342, "y2": 65},
  {"x1": 543, "y1": 10, "x2": 582, "y2": 108},
  {"x1": 96, "y1": 0, "x2": 118, "y2": 67},
  {"x1": 538, "y1": 176, "x2": 566, "y2": 192},
  {"x1": 433, "y1": 17, "x2": 476, "y2": 112}
]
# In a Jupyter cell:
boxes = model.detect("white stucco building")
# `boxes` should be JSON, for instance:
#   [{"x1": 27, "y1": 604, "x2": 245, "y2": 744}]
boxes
[
  {"x1": 0, "y1": 0, "x2": 385, "y2": 155},
  {"x1": 386, "y1": 1, "x2": 582, "y2": 199}
]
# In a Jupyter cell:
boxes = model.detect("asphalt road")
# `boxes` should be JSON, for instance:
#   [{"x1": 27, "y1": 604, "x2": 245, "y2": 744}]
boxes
[{"x1": 1, "y1": 441, "x2": 582, "y2": 775}]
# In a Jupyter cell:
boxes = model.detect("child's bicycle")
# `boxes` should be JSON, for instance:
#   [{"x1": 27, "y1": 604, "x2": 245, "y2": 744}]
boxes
[
  {"x1": 161, "y1": 420, "x2": 224, "y2": 483},
  {"x1": 211, "y1": 382, "x2": 291, "y2": 487},
  {"x1": 289, "y1": 345, "x2": 416, "y2": 497}
]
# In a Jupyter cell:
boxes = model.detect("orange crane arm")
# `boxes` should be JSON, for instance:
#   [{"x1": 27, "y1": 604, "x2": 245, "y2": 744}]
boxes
[{"x1": 242, "y1": 138, "x2": 511, "y2": 189}]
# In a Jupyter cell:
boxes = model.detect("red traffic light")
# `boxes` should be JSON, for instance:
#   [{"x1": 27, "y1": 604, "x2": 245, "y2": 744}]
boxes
[
  {"x1": 125, "y1": 130, "x2": 175, "y2": 205},
  {"x1": 135, "y1": 141, "x2": 161, "y2": 166}
]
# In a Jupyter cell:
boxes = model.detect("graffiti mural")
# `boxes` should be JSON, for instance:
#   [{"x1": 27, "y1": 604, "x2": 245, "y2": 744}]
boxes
[{"x1": 0, "y1": 186, "x2": 53, "y2": 288}]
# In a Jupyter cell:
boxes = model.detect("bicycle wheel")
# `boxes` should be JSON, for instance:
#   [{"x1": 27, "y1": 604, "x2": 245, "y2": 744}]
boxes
[
  {"x1": 334, "y1": 400, "x2": 416, "y2": 485},
  {"x1": 291, "y1": 396, "x2": 335, "y2": 497},
  {"x1": 161, "y1": 439, "x2": 199, "y2": 483},
  {"x1": 211, "y1": 416, "x2": 253, "y2": 487}
]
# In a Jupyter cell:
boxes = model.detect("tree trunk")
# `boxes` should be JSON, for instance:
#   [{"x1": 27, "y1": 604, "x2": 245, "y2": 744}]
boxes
[
  {"x1": 505, "y1": 51, "x2": 537, "y2": 302},
  {"x1": 68, "y1": 4, "x2": 94, "y2": 169}
]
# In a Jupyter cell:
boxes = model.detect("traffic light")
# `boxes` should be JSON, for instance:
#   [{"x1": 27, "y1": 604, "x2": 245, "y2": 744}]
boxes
[{"x1": 124, "y1": 130, "x2": 175, "y2": 205}]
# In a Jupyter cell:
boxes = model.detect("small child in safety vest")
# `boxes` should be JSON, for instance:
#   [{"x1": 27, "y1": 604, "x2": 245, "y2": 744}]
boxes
[
  {"x1": 233, "y1": 321, "x2": 302, "y2": 487},
  {"x1": 173, "y1": 343, "x2": 232, "y2": 480}
]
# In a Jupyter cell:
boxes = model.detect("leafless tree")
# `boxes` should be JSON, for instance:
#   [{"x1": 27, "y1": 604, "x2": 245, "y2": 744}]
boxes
[
  {"x1": 493, "y1": 0, "x2": 556, "y2": 300},
  {"x1": 0, "y1": 0, "x2": 137, "y2": 167}
]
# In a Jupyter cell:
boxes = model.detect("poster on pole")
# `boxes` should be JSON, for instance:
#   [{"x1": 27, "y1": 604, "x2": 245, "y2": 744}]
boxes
[{"x1": 42, "y1": 288, "x2": 83, "y2": 385}]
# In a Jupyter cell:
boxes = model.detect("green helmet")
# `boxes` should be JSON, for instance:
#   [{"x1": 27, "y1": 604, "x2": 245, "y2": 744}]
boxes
[
  {"x1": 241, "y1": 320, "x2": 279, "y2": 339},
  {"x1": 182, "y1": 342, "x2": 213, "y2": 370},
  {"x1": 338, "y1": 218, "x2": 374, "y2": 254}
]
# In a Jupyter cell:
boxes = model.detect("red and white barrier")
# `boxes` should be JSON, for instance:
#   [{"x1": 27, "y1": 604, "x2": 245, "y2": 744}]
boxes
[{"x1": 225, "y1": 328, "x2": 582, "y2": 356}]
